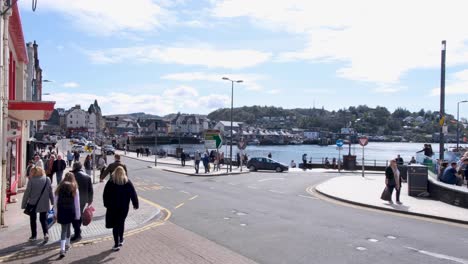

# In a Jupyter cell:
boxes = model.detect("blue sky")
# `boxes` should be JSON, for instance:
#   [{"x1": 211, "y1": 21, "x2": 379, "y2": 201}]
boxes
[{"x1": 18, "y1": 0, "x2": 468, "y2": 119}]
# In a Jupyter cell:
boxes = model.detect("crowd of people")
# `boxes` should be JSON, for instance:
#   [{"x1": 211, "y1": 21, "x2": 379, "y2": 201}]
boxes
[{"x1": 21, "y1": 151, "x2": 138, "y2": 258}]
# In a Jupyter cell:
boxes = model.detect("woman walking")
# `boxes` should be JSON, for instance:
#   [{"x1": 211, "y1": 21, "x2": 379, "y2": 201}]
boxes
[
  {"x1": 103, "y1": 166, "x2": 139, "y2": 251},
  {"x1": 54, "y1": 172, "x2": 81, "y2": 258},
  {"x1": 21, "y1": 167, "x2": 54, "y2": 242},
  {"x1": 45, "y1": 155, "x2": 56, "y2": 184},
  {"x1": 384, "y1": 159, "x2": 402, "y2": 204},
  {"x1": 84, "y1": 155, "x2": 93, "y2": 176}
]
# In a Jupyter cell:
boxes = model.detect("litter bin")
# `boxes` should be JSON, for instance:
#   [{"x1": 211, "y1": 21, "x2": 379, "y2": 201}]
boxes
[
  {"x1": 407, "y1": 164, "x2": 428, "y2": 197},
  {"x1": 176, "y1": 147, "x2": 183, "y2": 158},
  {"x1": 343, "y1": 155, "x2": 356, "y2": 170}
]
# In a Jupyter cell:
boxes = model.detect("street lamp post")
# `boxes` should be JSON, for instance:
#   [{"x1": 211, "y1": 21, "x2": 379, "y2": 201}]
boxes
[
  {"x1": 154, "y1": 121, "x2": 158, "y2": 166},
  {"x1": 439, "y1": 40, "x2": 446, "y2": 160},
  {"x1": 222, "y1": 77, "x2": 243, "y2": 172},
  {"x1": 457, "y1": 100, "x2": 468, "y2": 150}
]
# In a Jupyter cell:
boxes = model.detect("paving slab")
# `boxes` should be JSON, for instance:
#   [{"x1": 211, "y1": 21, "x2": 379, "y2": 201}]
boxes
[{"x1": 315, "y1": 175, "x2": 468, "y2": 224}]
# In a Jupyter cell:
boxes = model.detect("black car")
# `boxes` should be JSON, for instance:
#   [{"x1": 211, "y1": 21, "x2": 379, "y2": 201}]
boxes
[{"x1": 247, "y1": 157, "x2": 289, "y2": 172}]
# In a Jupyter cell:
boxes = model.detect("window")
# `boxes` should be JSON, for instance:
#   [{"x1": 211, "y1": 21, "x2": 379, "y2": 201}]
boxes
[
  {"x1": 70, "y1": 121, "x2": 72, "y2": 124},
  {"x1": 70, "y1": 115, "x2": 73, "y2": 118}
]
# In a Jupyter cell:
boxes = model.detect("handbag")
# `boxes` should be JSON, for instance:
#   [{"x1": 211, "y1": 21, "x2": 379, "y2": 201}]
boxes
[
  {"x1": 380, "y1": 187, "x2": 391, "y2": 201},
  {"x1": 23, "y1": 181, "x2": 48, "y2": 215},
  {"x1": 82, "y1": 205, "x2": 95, "y2": 226}
]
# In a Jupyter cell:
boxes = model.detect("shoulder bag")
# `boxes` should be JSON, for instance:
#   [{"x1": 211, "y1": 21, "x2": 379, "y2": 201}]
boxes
[{"x1": 24, "y1": 180, "x2": 48, "y2": 215}]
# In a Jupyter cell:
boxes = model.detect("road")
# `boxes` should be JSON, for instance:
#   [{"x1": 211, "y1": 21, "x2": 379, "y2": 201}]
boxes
[{"x1": 120, "y1": 156, "x2": 468, "y2": 264}]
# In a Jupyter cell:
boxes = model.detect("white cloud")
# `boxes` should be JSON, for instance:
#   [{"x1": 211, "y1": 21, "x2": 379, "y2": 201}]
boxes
[
  {"x1": 304, "y1": 89, "x2": 336, "y2": 95},
  {"x1": 431, "y1": 69, "x2": 468, "y2": 96},
  {"x1": 161, "y1": 72, "x2": 267, "y2": 91},
  {"x1": 266, "y1": 89, "x2": 281, "y2": 94},
  {"x1": 63, "y1": 82, "x2": 80, "y2": 88},
  {"x1": 43, "y1": 86, "x2": 229, "y2": 115},
  {"x1": 212, "y1": 0, "x2": 468, "y2": 86},
  {"x1": 86, "y1": 45, "x2": 271, "y2": 69},
  {"x1": 25, "y1": 0, "x2": 169, "y2": 35},
  {"x1": 163, "y1": 85, "x2": 198, "y2": 97}
]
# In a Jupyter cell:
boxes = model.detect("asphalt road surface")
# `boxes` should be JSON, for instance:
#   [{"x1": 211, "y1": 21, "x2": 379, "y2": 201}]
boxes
[{"x1": 121, "y1": 156, "x2": 468, "y2": 264}]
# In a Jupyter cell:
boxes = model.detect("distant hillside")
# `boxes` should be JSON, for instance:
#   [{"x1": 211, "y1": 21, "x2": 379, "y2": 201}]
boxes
[
  {"x1": 105, "y1": 112, "x2": 161, "y2": 120},
  {"x1": 207, "y1": 105, "x2": 461, "y2": 137}
]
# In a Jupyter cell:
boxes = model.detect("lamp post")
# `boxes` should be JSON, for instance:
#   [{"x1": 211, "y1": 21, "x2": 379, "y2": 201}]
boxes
[
  {"x1": 457, "y1": 100, "x2": 468, "y2": 150},
  {"x1": 439, "y1": 40, "x2": 446, "y2": 160},
  {"x1": 222, "y1": 77, "x2": 243, "y2": 172},
  {"x1": 154, "y1": 121, "x2": 158, "y2": 166}
]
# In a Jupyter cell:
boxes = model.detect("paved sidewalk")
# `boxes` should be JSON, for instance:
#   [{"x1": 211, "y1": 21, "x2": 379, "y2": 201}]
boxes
[
  {"x1": 315, "y1": 175, "x2": 468, "y2": 224},
  {"x1": 0, "y1": 178, "x2": 161, "y2": 258},
  {"x1": 117, "y1": 150, "x2": 250, "y2": 176}
]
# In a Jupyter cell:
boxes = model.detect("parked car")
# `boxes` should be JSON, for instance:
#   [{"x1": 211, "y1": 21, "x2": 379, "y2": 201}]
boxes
[
  {"x1": 72, "y1": 145, "x2": 85, "y2": 153},
  {"x1": 247, "y1": 157, "x2": 289, "y2": 172},
  {"x1": 102, "y1": 145, "x2": 115, "y2": 155}
]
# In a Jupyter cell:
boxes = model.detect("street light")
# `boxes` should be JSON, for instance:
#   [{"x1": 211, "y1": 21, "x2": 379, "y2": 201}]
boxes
[
  {"x1": 222, "y1": 77, "x2": 243, "y2": 172},
  {"x1": 457, "y1": 100, "x2": 468, "y2": 150}
]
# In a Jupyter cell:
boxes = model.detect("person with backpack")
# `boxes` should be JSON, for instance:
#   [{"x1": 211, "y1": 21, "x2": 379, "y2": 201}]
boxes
[
  {"x1": 54, "y1": 172, "x2": 81, "y2": 258},
  {"x1": 70, "y1": 162, "x2": 93, "y2": 242}
]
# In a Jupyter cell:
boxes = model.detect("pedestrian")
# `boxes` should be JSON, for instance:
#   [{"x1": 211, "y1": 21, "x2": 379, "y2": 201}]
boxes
[
  {"x1": 26, "y1": 160, "x2": 34, "y2": 179},
  {"x1": 213, "y1": 155, "x2": 219, "y2": 171},
  {"x1": 21, "y1": 167, "x2": 54, "y2": 242},
  {"x1": 202, "y1": 154, "x2": 210, "y2": 173},
  {"x1": 52, "y1": 154, "x2": 67, "y2": 184},
  {"x1": 45, "y1": 155, "x2": 56, "y2": 185},
  {"x1": 181, "y1": 151, "x2": 186, "y2": 167},
  {"x1": 440, "y1": 162, "x2": 462, "y2": 185},
  {"x1": 33, "y1": 154, "x2": 44, "y2": 168},
  {"x1": 103, "y1": 166, "x2": 139, "y2": 251},
  {"x1": 54, "y1": 172, "x2": 81, "y2": 258},
  {"x1": 73, "y1": 151, "x2": 80, "y2": 164},
  {"x1": 66, "y1": 151, "x2": 74, "y2": 167},
  {"x1": 384, "y1": 159, "x2": 402, "y2": 204},
  {"x1": 290, "y1": 160, "x2": 296, "y2": 168},
  {"x1": 324, "y1": 157, "x2": 330, "y2": 169},
  {"x1": 237, "y1": 153, "x2": 241, "y2": 168},
  {"x1": 268, "y1": 152, "x2": 272, "y2": 159},
  {"x1": 194, "y1": 151, "x2": 201, "y2": 174},
  {"x1": 302, "y1": 153, "x2": 307, "y2": 170},
  {"x1": 396, "y1": 154, "x2": 404, "y2": 165},
  {"x1": 70, "y1": 162, "x2": 94, "y2": 242},
  {"x1": 98, "y1": 155, "x2": 107, "y2": 178},
  {"x1": 136, "y1": 148, "x2": 140, "y2": 158},
  {"x1": 409, "y1": 156, "x2": 416, "y2": 164},
  {"x1": 100, "y1": 154, "x2": 128, "y2": 181},
  {"x1": 84, "y1": 155, "x2": 93, "y2": 176},
  {"x1": 145, "y1": 148, "x2": 150, "y2": 157},
  {"x1": 332, "y1": 157, "x2": 337, "y2": 169}
]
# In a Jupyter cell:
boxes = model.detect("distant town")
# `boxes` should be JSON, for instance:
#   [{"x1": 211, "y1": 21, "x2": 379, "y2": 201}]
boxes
[{"x1": 36, "y1": 100, "x2": 468, "y2": 146}]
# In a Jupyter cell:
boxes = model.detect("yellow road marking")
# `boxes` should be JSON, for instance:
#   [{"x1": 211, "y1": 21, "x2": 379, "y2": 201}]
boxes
[
  {"x1": 0, "y1": 196, "x2": 171, "y2": 262},
  {"x1": 188, "y1": 195, "x2": 199, "y2": 201},
  {"x1": 174, "y1": 203, "x2": 185, "y2": 209}
]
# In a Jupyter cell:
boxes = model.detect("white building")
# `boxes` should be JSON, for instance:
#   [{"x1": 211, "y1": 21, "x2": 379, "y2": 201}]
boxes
[
  {"x1": 214, "y1": 121, "x2": 243, "y2": 134},
  {"x1": 66, "y1": 105, "x2": 89, "y2": 128},
  {"x1": 169, "y1": 113, "x2": 209, "y2": 135}
]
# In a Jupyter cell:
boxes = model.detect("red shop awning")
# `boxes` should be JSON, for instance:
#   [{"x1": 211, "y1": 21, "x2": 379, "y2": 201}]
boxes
[{"x1": 8, "y1": 101, "x2": 55, "y2": 121}]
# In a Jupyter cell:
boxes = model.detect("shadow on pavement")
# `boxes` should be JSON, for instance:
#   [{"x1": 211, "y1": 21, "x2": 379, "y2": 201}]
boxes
[{"x1": 68, "y1": 250, "x2": 114, "y2": 264}]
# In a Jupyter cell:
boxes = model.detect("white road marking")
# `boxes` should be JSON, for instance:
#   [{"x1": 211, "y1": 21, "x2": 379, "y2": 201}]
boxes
[
  {"x1": 406, "y1": 247, "x2": 468, "y2": 264},
  {"x1": 188, "y1": 195, "x2": 198, "y2": 201},
  {"x1": 174, "y1": 203, "x2": 185, "y2": 209},
  {"x1": 240, "y1": 223, "x2": 247, "y2": 227},
  {"x1": 228, "y1": 182, "x2": 237, "y2": 185},
  {"x1": 180, "y1": 190, "x2": 190, "y2": 194},
  {"x1": 258, "y1": 178, "x2": 285, "y2": 182},
  {"x1": 269, "y1": 189, "x2": 285, "y2": 194},
  {"x1": 386, "y1": 235, "x2": 397, "y2": 239},
  {"x1": 298, "y1": 194, "x2": 318, "y2": 200},
  {"x1": 224, "y1": 217, "x2": 230, "y2": 220},
  {"x1": 247, "y1": 186, "x2": 258, "y2": 189},
  {"x1": 356, "y1": 247, "x2": 367, "y2": 251},
  {"x1": 367, "y1": 238, "x2": 379, "y2": 243}
]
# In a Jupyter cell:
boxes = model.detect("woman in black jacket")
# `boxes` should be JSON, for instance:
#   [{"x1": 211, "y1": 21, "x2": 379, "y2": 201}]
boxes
[
  {"x1": 103, "y1": 166, "x2": 139, "y2": 251},
  {"x1": 385, "y1": 159, "x2": 402, "y2": 204}
]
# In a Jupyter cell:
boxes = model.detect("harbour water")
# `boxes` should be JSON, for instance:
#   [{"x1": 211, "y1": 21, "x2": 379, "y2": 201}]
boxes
[{"x1": 156, "y1": 142, "x2": 468, "y2": 166}]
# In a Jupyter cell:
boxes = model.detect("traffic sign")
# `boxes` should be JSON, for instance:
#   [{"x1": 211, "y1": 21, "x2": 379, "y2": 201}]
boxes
[
  {"x1": 204, "y1": 130, "x2": 223, "y2": 149},
  {"x1": 358, "y1": 137, "x2": 368, "y2": 147},
  {"x1": 336, "y1": 139, "x2": 344, "y2": 147}
]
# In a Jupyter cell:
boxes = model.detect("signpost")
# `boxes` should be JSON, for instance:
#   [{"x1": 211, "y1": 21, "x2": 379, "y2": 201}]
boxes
[
  {"x1": 336, "y1": 139, "x2": 344, "y2": 172},
  {"x1": 358, "y1": 137, "x2": 368, "y2": 177},
  {"x1": 204, "y1": 130, "x2": 223, "y2": 149}
]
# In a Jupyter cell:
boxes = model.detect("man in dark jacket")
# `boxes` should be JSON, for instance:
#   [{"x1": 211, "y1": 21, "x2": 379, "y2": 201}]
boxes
[
  {"x1": 52, "y1": 154, "x2": 67, "y2": 183},
  {"x1": 100, "y1": 154, "x2": 128, "y2": 181},
  {"x1": 71, "y1": 162, "x2": 94, "y2": 241}
]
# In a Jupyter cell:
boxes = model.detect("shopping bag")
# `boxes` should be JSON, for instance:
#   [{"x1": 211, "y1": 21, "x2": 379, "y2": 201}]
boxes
[
  {"x1": 380, "y1": 187, "x2": 391, "y2": 201},
  {"x1": 47, "y1": 209, "x2": 55, "y2": 229},
  {"x1": 82, "y1": 205, "x2": 95, "y2": 226}
]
